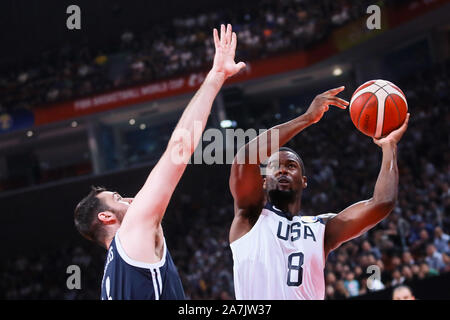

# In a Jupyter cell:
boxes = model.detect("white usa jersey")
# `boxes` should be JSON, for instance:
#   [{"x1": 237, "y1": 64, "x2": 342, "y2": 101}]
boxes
[{"x1": 230, "y1": 202, "x2": 332, "y2": 300}]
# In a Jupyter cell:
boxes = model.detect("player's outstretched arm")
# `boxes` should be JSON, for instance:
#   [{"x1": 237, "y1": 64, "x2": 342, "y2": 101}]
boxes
[
  {"x1": 119, "y1": 24, "x2": 245, "y2": 254},
  {"x1": 323, "y1": 113, "x2": 410, "y2": 258},
  {"x1": 229, "y1": 88, "x2": 348, "y2": 242}
]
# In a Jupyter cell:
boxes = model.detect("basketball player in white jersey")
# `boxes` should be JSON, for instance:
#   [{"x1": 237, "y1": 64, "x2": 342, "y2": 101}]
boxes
[{"x1": 229, "y1": 87, "x2": 410, "y2": 299}]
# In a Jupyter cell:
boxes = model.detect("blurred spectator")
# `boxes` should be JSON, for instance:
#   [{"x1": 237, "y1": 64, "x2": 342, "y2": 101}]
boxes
[
  {"x1": 390, "y1": 255, "x2": 402, "y2": 271},
  {"x1": 410, "y1": 229, "x2": 430, "y2": 258},
  {"x1": 443, "y1": 254, "x2": 450, "y2": 273},
  {"x1": 392, "y1": 285, "x2": 415, "y2": 300},
  {"x1": 418, "y1": 262, "x2": 439, "y2": 280},
  {"x1": 391, "y1": 269, "x2": 405, "y2": 287},
  {"x1": 343, "y1": 272, "x2": 359, "y2": 297},
  {"x1": 325, "y1": 271, "x2": 337, "y2": 287},
  {"x1": 401, "y1": 265, "x2": 415, "y2": 284},
  {"x1": 411, "y1": 264, "x2": 421, "y2": 280},
  {"x1": 402, "y1": 251, "x2": 415, "y2": 266},
  {"x1": 325, "y1": 285, "x2": 336, "y2": 299},
  {"x1": 360, "y1": 240, "x2": 382, "y2": 260},
  {"x1": 434, "y1": 227, "x2": 450, "y2": 254},
  {"x1": 334, "y1": 280, "x2": 350, "y2": 300},
  {"x1": 425, "y1": 244, "x2": 446, "y2": 272}
]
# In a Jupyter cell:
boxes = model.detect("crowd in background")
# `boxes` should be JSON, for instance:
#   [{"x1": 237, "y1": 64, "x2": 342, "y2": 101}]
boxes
[
  {"x1": 1, "y1": 55, "x2": 449, "y2": 300},
  {"x1": 1, "y1": 0, "x2": 393, "y2": 113},
  {"x1": 0, "y1": 0, "x2": 447, "y2": 300}
]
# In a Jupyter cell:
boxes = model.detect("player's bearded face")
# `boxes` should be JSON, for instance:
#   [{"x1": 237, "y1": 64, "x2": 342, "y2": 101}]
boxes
[
  {"x1": 115, "y1": 207, "x2": 127, "y2": 223},
  {"x1": 265, "y1": 175, "x2": 297, "y2": 203},
  {"x1": 115, "y1": 201, "x2": 131, "y2": 223},
  {"x1": 103, "y1": 191, "x2": 131, "y2": 223},
  {"x1": 268, "y1": 187, "x2": 296, "y2": 203},
  {"x1": 264, "y1": 151, "x2": 305, "y2": 202}
]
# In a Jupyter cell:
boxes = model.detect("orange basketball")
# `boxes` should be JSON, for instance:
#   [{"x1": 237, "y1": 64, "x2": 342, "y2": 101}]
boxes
[{"x1": 349, "y1": 80, "x2": 408, "y2": 138}]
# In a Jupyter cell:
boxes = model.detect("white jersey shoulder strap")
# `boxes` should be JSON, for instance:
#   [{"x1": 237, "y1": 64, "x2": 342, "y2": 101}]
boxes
[{"x1": 316, "y1": 213, "x2": 337, "y2": 223}]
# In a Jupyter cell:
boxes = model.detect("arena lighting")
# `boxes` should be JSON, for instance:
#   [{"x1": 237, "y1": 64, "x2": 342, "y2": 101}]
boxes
[
  {"x1": 139, "y1": 123, "x2": 146, "y2": 130},
  {"x1": 333, "y1": 67, "x2": 343, "y2": 76},
  {"x1": 129, "y1": 118, "x2": 136, "y2": 125},
  {"x1": 220, "y1": 120, "x2": 237, "y2": 128},
  {"x1": 26, "y1": 130, "x2": 33, "y2": 137},
  {"x1": 71, "y1": 121, "x2": 78, "y2": 128}
]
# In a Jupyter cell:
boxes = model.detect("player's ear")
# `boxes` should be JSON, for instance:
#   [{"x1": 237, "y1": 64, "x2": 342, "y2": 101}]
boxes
[
  {"x1": 302, "y1": 176, "x2": 308, "y2": 189},
  {"x1": 263, "y1": 177, "x2": 267, "y2": 189},
  {"x1": 98, "y1": 211, "x2": 116, "y2": 225}
]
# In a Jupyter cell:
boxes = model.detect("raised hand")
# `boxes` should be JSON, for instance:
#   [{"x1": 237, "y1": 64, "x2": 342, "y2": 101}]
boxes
[
  {"x1": 211, "y1": 24, "x2": 246, "y2": 79},
  {"x1": 304, "y1": 86, "x2": 349, "y2": 124},
  {"x1": 373, "y1": 113, "x2": 410, "y2": 147}
]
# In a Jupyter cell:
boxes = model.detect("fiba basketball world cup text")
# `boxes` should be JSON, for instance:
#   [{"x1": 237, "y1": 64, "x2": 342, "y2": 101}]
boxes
[{"x1": 169, "y1": 121, "x2": 279, "y2": 170}]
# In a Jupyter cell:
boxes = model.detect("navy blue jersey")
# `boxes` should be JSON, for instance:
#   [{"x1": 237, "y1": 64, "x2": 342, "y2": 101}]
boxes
[{"x1": 100, "y1": 233, "x2": 185, "y2": 300}]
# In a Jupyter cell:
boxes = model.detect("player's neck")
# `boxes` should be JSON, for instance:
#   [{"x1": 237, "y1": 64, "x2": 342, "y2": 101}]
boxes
[
  {"x1": 283, "y1": 202, "x2": 302, "y2": 217},
  {"x1": 101, "y1": 224, "x2": 121, "y2": 250},
  {"x1": 103, "y1": 234, "x2": 115, "y2": 250},
  {"x1": 269, "y1": 197, "x2": 302, "y2": 217},
  {"x1": 102, "y1": 238, "x2": 111, "y2": 250}
]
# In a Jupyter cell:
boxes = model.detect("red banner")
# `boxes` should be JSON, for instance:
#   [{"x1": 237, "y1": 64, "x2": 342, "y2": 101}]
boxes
[
  {"x1": 33, "y1": 0, "x2": 449, "y2": 126},
  {"x1": 34, "y1": 75, "x2": 210, "y2": 125},
  {"x1": 34, "y1": 41, "x2": 336, "y2": 126}
]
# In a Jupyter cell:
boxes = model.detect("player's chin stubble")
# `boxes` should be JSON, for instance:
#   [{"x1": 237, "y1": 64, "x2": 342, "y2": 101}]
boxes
[{"x1": 268, "y1": 188, "x2": 296, "y2": 204}]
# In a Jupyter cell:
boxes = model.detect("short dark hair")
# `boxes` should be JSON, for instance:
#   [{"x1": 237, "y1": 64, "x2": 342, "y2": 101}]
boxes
[
  {"x1": 392, "y1": 285, "x2": 413, "y2": 297},
  {"x1": 278, "y1": 147, "x2": 306, "y2": 176},
  {"x1": 74, "y1": 186, "x2": 109, "y2": 245}
]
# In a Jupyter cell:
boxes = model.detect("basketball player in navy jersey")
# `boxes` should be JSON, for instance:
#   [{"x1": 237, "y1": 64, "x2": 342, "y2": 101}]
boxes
[
  {"x1": 74, "y1": 24, "x2": 245, "y2": 300},
  {"x1": 229, "y1": 87, "x2": 410, "y2": 299}
]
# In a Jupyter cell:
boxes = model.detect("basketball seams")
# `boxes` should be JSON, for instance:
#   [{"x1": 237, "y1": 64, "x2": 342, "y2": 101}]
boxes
[
  {"x1": 381, "y1": 86, "x2": 408, "y2": 135},
  {"x1": 356, "y1": 93, "x2": 375, "y2": 130},
  {"x1": 376, "y1": 84, "x2": 405, "y2": 138},
  {"x1": 357, "y1": 92, "x2": 378, "y2": 128},
  {"x1": 384, "y1": 94, "x2": 402, "y2": 135},
  {"x1": 386, "y1": 92, "x2": 401, "y2": 118},
  {"x1": 355, "y1": 87, "x2": 384, "y2": 132},
  {"x1": 352, "y1": 80, "x2": 376, "y2": 98},
  {"x1": 351, "y1": 83, "x2": 380, "y2": 104},
  {"x1": 373, "y1": 83, "x2": 383, "y2": 89},
  {"x1": 381, "y1": 85, "x2": 408, "y2": 105},
  {"x1": 374, "y1": 88, "x2": 388, "y2": 138},
  {"x1": 390, "y1": 83, "x2": 406, "y2": 98},
  {"x1": 380, "y1": 87, "x2": 401, "y2": 125}
]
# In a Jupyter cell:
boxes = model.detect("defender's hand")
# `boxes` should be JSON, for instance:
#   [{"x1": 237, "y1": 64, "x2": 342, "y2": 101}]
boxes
[
  {"x1": 304, "y1": 86, "x2": 349, "y2": 124},
  {"x1": 211, "y1": 24, "x2": 246, "y2": 79},
  {"x1": 373, "y1": 113, "x2": 410, "y2": 147}
]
